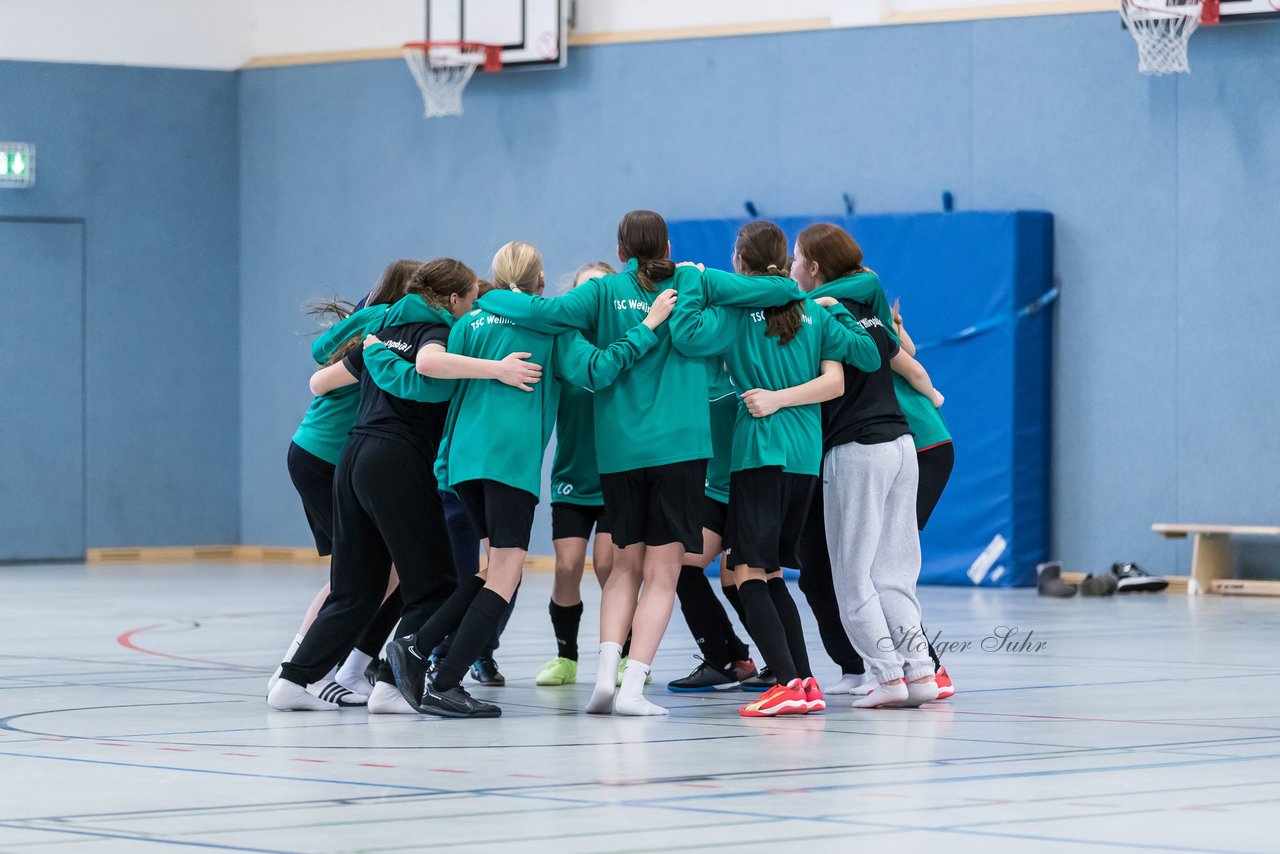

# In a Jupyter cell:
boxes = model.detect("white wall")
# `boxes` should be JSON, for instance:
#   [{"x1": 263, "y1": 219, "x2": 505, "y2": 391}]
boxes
[{"x1": 0, "y1": 0, "x2": 1109, "y2": 70}]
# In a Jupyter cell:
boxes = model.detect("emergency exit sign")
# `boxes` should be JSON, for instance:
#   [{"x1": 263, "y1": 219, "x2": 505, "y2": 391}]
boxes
[{"x1": 0, "y1": 143, "x2": 35, "y2": 188}]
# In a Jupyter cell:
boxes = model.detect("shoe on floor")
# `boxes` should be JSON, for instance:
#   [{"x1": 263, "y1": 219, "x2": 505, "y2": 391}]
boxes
[
  {"x1": 1080, "y1": 573, "x2": 1119, "y2": 596},
  {"x1": 363, "y1": 658, "x2": 381, "y2": 689},
  {"x1": 935, "y1": 665, "x2": 956, "y2": 700},
  {"x1": 385, "y1": 638, "x2": 429, "y2": 711},
  {"x1": 470, "y1": 656, "x2": 505, "y2": 687},
  {"x1": 667, "y1": 658, "x2": 741, "y2": 692},
  {"x1": 740, "y1": 679, "x2": 809, "y2": 717},
  {"x1": 828, "y1": 672, "x2": 875, "y2": 695},
  {"x1": 731, "y1": 657, "x2": 759, "y2": 682},
  {"x1": 1112, "y1": 562, "x2": 1169, "y2": 593},
  {"x1": 802, "y1": 677, "x2": 826, "y2": 712},
  {"x1": 1037, "y1": 561, "x2": 1078, "y2": 598},
  {"x1": 368, "y1": 680, "x2": 417, "y2": 714},
  {"x1": 740, "y1": 666, "x2": 776, "y2": 692},
  {"x1": 419, "y1": 677, "x2": 502, "y2": 718},
  {"x1": 616, "y1": 657, "x2": 651, "y2": 687},
  {"x1": 535, "y1": 656, "x2": 578, "y2": 686}
]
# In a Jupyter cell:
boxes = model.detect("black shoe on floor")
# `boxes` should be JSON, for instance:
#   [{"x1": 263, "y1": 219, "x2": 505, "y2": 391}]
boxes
[
  {"x1": 362, "y1": 659, "x2": 381, "y2": 689},
  {"x1": 739, "y1": 666, "x2": 776, "y2": 693},
  {"x1": 419, "y1": 677, "x2": 502, "y2": 718},
  {"x1": 385, "y1": 638, "x2": 429, "y2": 711},
  {"x1": 469, "y1": 656, "x2": 505, "y2": 687},
  {"x1": 1037, "y1": 561, "x2": 1078, "y2": 598},
  {"x1": 1112, "y1": 562, "x2": 1169, "y2": 593},
  {"x1": 1080, "y1": 573, "x2": 1119, "y2": 597},
  {"x1": 667, "y1": 658, "x2": 741, "y2": 693}
]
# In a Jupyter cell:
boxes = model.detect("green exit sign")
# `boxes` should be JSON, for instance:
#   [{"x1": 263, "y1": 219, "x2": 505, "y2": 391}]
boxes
[{"x1": 0, "y1": 143, "x2": 35, "y2": 189}]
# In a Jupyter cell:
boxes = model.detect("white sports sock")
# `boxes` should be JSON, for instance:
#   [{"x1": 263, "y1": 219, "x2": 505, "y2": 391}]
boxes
[
  {"x1": 335, "y1": 650, "x2": 374, "y2": 696},
  {"x1": 267, "y1": 679, "x2": 338, "y2": 711},
  {"x1": 267, "y1": 634, "x2": 305, "y2": 694},
  {"x1": 368, "y1": 681, "x2": 417, "y2": 714},
  {"x1": 585, "y1": 642, "x2": 623, "y2": 714},
  {"x1": 900, "y1": 678, "x2": 940, "y2": 708},
  {"x1": 828, "y1": 673, "x2": 875, "y2": 695},
  {"x1": 614, "y1": 660, "x2": 668, "y2": 716},
  {"x1": 851, "y1": 681, "x2": 910, "y2": 709}
]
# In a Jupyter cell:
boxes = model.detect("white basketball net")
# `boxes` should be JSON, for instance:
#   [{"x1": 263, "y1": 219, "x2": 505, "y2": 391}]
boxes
[
  {"x1": 1120, "y1": 0, "x2": 1203, "y2": 75},
  {"x1": 403, "y1": 45, "x2": 484, "y2": 118}
]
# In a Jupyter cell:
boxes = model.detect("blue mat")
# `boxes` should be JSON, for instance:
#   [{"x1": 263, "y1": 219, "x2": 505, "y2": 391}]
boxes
[{"x1": 669, "y1": 211, "x2": 1054, "y2": 587}]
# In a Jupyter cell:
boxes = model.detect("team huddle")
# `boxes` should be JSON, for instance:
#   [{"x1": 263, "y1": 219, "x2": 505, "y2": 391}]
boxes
[{"x1": 266, "y1": 210, "x2": 955, "y2": 719}]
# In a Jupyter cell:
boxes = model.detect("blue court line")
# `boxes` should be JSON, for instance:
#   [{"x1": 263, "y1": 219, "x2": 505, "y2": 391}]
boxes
[
  {"x1": 0, "y1": 822, "x2": 299, "y2": 854},
  {"x1": 0, "y1": 750, "x2": 455, "y2": 794}
]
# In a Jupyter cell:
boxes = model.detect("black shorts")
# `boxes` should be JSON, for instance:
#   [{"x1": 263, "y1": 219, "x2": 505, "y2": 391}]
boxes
[
  {"x1": 551, "y1": 502, "x2": 612, "y2": 541},
  {"x1": 453, "y1": 479, "x2": 537, "y2": 550},
  {"x1": 702, "y1": 496, "x2": 729, "y2": 538},
  {"x1": 723, "y1": 467, "x2": 818, "y2": 571},
  {"x1": 287, "y1": 441, "x2": 337, "y2": 556},
  {"x1": 600, "y1": 459, "x2": 707, "y2": 553}
]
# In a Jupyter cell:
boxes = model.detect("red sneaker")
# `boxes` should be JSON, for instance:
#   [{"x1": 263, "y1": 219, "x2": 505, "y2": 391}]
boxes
[
  {"x1": 802, "y1": 677, "x2": 825, "y2": 712},
  {"x1": 731, "y1": 657, "x2": 759, "y2": 682},
  {"x1": 935, "y1": 665, "x2": 955, "y2": 700},
  {"x1": 739, "y1": 679, "x2": 808, "y2": 717}
]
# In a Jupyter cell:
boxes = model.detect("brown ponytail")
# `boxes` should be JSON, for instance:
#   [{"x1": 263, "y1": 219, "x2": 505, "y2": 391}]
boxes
[
  {"x1": 618, "y1": 210, "x2": 675, "y2": 292},
  {"x1": 408, "y1": 258, "x2": 478, "y2": 310},
  {"x1": 732, "y1": 221, "x2": 804, "y2": 345},
  {"x1": 795, "y1": 223, "x2": 864, "y2": 284}
]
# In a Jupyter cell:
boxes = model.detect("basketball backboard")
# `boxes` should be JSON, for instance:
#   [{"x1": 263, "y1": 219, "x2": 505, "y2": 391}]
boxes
[
  {"x1": 1218, "y1": 0, "x2": 1280, "y2": 22},
  {"x1": 425, "y1": 0, "x2": 567, "y2": 70}
]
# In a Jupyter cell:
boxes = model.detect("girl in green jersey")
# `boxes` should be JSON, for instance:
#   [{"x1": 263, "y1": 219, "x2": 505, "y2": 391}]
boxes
[{"x1": 671, "y1": 221, "x2": 882, "y2": 717}]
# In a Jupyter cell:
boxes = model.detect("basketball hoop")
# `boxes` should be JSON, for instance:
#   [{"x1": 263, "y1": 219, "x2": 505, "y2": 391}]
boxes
[
  {"x1": 403, "y1": 41, "x2": 502, "y2": 118},
  {"x1": 1120, "y1": 0, "x2": 1214, "y2": 75}
]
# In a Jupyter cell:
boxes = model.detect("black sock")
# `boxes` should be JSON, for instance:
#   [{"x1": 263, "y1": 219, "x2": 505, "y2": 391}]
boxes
[
  {"x1": 727, "y1": 634, "x2": 750, "y2": 663},
  {"x1": 721, "y1": 584, "x2": 749, "y2": 631},
  {"x1": 354, "y1": 589, "x2": 402, "y2": 658},
  {"x1": 738, "y1": 579, "x2": 797, "y2": 684},
  {"x1": 409, "y1": 575, "x2": 484, "y2": 653},
  {"x1": 434, "y1": 588, "x2": 509, "y2": 691},
  {"x1": 549, "y1": 600, "x2": 583, "y2": 661},
  {"x1": 677, "y1": 565, "x2": 732, "y2": 667},
  {"x1": 621, "y1": 631, "x2": 632, "y2": 658},
  {"x1": 768, "y1": 577, "x2": 811, "y2": 680}
]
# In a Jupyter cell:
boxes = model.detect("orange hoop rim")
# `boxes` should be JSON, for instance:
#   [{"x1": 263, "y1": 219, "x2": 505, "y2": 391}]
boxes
[{"x1": 403, "y1": 41, "x2": 503, "y2": 72}]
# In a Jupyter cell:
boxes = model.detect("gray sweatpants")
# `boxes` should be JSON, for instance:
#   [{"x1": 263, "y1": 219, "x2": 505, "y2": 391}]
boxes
[{"x1": 823, "y1": 435, "x2": 933, "y2": 683}]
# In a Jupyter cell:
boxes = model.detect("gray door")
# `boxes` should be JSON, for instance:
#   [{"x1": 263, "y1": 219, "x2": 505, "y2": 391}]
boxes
[{"x1": 0, "y1": 220, "x2": 85, "y2": 560}]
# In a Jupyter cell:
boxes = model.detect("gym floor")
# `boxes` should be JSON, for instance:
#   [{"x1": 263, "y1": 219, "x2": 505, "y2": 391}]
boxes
[{"x1": 2, "y1": 562, "x2": 1278, "y2": 853}]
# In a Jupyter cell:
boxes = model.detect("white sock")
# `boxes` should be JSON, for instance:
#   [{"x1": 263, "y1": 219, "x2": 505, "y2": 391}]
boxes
[
  {"x1": 828, "y1": 673, "x2": 875, "y2": 695},
  {"x1": 267, "y1": 634, "x2": 304, "y2": 694},
  {"x1": 614, "y1": 660, "x2": 668, "y2": 716},
  {"x1": 900, "y1": 678, "x2": 940, "y2": 708},
  {"x1": 368, "y1": 681, "x2": 417, "y2": 714},
  {"x1": 585, "y1": 642, "x2": 623, "y2": 714},
  {"x1": 851, "y1": 681, "x2": 910, "y2": 709},
  {"x1": 267, "y1": 679, "x2": 338, "y2": 711},
  {"x1": 335, "y1": 650, "x2": 374, "y2": 696}
]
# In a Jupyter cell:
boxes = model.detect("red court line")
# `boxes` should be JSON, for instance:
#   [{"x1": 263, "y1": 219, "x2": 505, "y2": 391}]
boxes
[
  {"x1": 431, "y1": 768, "x2": 469, "y2": 774},
  {"x1": 292, "y1": 758, "x2": 328, "y2": 764},
  {"x1": 223, "y1": 752, "x2": 259, "y2": 758},
  {"x1": 115, "y1": 624, "x2": 263, "y2": 672},
  {"x1": 361, "y1": 763, "x2": 397, "y2": 768}
]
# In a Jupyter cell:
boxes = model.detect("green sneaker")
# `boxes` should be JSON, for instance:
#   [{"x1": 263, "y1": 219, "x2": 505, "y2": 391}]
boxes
[
  {"x1": 616, "y1": 657, "x2": 652, "y2": 686},
  {"x1": 535, "y1": 657, "x2": 577, "y2": 686}
]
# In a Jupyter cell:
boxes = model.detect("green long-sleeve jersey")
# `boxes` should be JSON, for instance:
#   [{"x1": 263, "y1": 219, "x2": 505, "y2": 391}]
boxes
[
  {"x1": 809, "y1": 272, "x2": 951, "y2": 449},
  {"x1": 670, "y1": 271, "x2": 881, "y2": 476},
  {"x1": 704, "y1": 363, "x2": 738, "y2": 503},
  {"x1": 291, "y1": 304, "x2": 393, "y2": 465}
]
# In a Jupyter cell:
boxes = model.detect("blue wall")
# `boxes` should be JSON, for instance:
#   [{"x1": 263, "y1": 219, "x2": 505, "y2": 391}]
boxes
[
  {"x1": 0, "y1": 61, "x2": 241, "y2": 548},
  {"x1": 238, "y1": 14, "x2": 1280, "y2": 571}
]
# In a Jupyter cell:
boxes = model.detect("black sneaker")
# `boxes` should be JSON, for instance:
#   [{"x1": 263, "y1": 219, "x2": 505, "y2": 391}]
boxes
[
  {"x1": 739, "y1": 666, "x2": 776, "y2": 693},
  {"x1": 469, "y1": 656, "x2": 505, "y2": 687},
  {"x1": 385, "y1": 638, "x2": 428, "y2": 711},
  {"x1": 1112, "y1": 562, "x2": 1169, "y2": 593},
  {"x1": 1037, "y1": 561, "x2": 1078, "y2": 598},
  {"x1": 419, "y1": 677, "x2": 502, "y2": 718},
  {"x1": 667, "y1": 658, "x2": 741, "y2": 693},
  {"x1": 362, "y1": 658, "x2": 380, "y2": 689}
]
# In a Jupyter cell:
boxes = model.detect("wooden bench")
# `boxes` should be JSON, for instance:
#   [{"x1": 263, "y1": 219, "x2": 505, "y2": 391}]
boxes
[{"x1": 1153, "y1": 524, "x2": 1280, "y2": 597}]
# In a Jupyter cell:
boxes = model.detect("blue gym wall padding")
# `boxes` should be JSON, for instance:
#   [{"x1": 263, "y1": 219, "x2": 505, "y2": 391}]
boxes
[{"x1": 668, "y1": 211, "x2": 1054, "y2": 587}]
